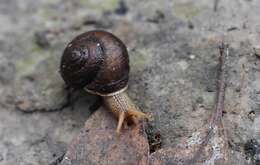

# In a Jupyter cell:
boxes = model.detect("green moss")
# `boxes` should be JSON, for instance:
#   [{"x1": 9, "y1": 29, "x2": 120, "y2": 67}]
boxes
[
  {"x1": 130, "y1": 49, "x2": 151, "y2": 72},
  {"x1": 15, "y1": 45, "x2": 51, "y2": 79},
  {"x1": 37, "y1": 9, "x2": 63, "y2": 28},
  {"x1": 35, "y1": 0, "x2": 119, "y2": 29},
  {"x1": 80, "y1": 0, "x2": 119, "y2": 11},
  {"x1": 173, "y1": 2, "x2": 200, "y2": 19}
]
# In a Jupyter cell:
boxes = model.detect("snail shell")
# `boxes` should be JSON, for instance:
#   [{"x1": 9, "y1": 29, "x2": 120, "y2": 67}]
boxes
[
  {"x1": 60, "y1": 30, "x2": 129, "y2": 95},
  {"x1": 60, "y1": 30, "x2": 151, "y2": 135}
]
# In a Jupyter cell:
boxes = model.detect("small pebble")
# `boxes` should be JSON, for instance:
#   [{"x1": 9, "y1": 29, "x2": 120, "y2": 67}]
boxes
[
  {"x1": 248, "y1": 111, "x2": 256, "y2": 121},
  {"x1": 34, "y1": 31, "x2": 51, "y2": 48},
  {"x1": 114, "y1": 0, "x2": 128, "y2": 15},
  {"x1": 177, "y1": 60, "x2": 189, "y2": 70},
  {"x1": 254, "y1": 48, "x2": 260, "y2": 58},
  {"x1": 189, "y1": 54, "x2": 196, "y2": 60}
]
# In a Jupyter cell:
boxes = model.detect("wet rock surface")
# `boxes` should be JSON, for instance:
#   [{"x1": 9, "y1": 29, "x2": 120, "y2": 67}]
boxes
[{"x1": 0, "y1": 0, "x2": 260, "y2": 164}]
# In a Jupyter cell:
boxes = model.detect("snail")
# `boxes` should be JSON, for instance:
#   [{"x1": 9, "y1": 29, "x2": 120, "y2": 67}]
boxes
[{"x1": 60, "y1": 30, "x2": 151, "y2": 135}]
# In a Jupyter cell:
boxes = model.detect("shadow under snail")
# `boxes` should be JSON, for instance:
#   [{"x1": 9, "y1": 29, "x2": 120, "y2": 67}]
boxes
[{"x1": 59, "y1": 30, "x2": 151, "y2": 135}]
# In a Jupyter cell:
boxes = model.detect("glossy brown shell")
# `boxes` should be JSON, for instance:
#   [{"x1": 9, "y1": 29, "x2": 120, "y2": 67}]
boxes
[{"x1": 60, "y1": 30, "x2": 129, "y2": 94}]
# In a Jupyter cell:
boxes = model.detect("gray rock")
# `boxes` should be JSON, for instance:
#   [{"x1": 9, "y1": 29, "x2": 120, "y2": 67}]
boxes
[{"x1": 0, "y1": 0, "x2": 260, "y2": 164}]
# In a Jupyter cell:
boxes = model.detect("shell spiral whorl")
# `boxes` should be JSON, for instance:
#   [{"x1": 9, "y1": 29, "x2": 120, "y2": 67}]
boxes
[{"x1": 60, "y1": 30, "x2": 130, "y2": 95}]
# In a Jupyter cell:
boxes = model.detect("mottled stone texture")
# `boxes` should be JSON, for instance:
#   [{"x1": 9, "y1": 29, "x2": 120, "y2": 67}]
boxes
[{"x1": 0, "y1": 0, "x2": 260, "y2": 164}]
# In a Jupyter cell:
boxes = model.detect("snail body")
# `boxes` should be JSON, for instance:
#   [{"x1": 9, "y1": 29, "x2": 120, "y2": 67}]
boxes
[{"x1": 60, "y1": 30, "x2": 150, "y2": 135}]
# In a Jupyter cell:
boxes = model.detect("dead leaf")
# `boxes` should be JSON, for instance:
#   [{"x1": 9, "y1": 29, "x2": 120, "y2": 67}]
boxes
[
  {"x1": 60, "y1": 107, "x2": 149, "y2": 165},
  {"x1": 149, "y1": 43, "x2": 229, "y2": 165},
  {"x1": 149, "y1": 122, "x2": 228, "y2": 165}
]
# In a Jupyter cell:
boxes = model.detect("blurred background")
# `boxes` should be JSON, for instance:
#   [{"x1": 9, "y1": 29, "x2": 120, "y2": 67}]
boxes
[{"x1": 0, "y1": 0, "x2": 260, "y2": 164}]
